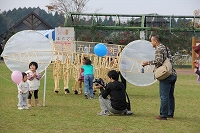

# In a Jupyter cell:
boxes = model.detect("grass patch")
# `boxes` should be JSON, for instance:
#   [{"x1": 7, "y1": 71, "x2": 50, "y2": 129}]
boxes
[
  {"x1": 174, "y1": 65, "x2": 192, "y2": 69},
  {"x1": 0, "y1": 62, "x2": 200, "y2": 133}
]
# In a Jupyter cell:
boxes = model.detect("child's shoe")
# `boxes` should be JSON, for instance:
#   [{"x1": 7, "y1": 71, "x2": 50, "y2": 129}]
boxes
[
  {"x1": 23, "y1": 106, "x2": 29, "y2": 109},
  {"x1": 18, "y1": 107, "x2": 23, "y2": 110},
  {"x1": 84, "y1": 94, "x2": 89, "y2": 99},
  {"x1": 74, "y1": 90, "x2": 78, "y2": 94}
]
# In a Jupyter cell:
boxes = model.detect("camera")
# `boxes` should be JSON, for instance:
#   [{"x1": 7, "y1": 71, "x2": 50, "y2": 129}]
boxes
[{"x1": 93, "y1": 78, "x2": 105, "y2": 86}]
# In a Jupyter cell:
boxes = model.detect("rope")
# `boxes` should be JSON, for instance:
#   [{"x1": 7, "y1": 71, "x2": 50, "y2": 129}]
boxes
[
  {"x1": 0, "y1": 74, "x2": 15, "y2": 84},
  {"x1": 0, "y1": 73, "x2": 45, "y2": 85}
]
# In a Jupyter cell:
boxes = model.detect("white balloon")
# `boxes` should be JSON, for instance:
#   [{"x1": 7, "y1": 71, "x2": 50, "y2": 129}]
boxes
[
  {"x1": 119, "y1": 40, "x2": 156, "y2": 86},
  {"x1": 2, "y1": 30, "x2": 52, "y2": 73}
]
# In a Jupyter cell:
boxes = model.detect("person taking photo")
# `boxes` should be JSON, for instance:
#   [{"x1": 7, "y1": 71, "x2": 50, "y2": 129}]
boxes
[{"x1": 95, "y1": 70, "x2": 133, "y2": 116}]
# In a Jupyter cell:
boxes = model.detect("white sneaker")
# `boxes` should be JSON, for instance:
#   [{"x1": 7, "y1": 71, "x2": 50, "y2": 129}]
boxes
[
  {"x1": 18, "y1": 107, "x2": 23, "y2": 110},
  {"x1": 97, "y1": 110, "x2": 110, "y2": 116},
  {"x1": 124, "y1": 109, "x2": 133, "y2": 115},
  {"x1": 23, "y1": 106, "x2": 29, "y2": 109}
]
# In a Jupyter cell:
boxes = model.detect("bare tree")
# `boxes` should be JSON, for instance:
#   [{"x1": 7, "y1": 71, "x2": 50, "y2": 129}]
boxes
[
  {"x1": 48, "y1": 0, "x2": 89, "y2": 15},
  {"x1": 193, "y1": 9, "x2": 200, "y2": 28}
]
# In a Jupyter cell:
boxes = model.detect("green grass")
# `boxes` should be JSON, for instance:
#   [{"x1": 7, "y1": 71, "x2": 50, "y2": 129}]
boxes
[
  {"x1": 0, "y1": 62, "x2": 200, "y2": 133},
  {"x1": 174, "y1": 65, "x2": 192, "y2": 69}
]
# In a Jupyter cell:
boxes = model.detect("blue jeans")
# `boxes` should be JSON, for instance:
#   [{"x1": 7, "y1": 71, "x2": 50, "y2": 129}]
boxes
[
  {"x1": 84, "y1": 74, "x2": 94, "y2": 98},
  {"x1": 159, "y1": 74, "x2": 177, "y2": 117},
  {"x1": 18, "y1": 93, "x2": 28, "y2": 107}
]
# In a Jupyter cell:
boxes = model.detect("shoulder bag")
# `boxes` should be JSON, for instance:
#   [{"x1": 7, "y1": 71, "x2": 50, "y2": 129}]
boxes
[{"x1": 154, "y1": 47, "x2": 172, "y2": 80}]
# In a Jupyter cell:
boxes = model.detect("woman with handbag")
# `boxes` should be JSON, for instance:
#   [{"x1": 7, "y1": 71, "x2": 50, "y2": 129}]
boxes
[{"x1": 142, "y1": 34, "x2": 177, "y2": 120}]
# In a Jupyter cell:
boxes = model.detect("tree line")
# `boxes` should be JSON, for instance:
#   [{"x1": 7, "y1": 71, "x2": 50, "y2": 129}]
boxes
[
  {"x1": 0, "y1": 7, "x2": 199, "y2": 55},
  {"x1": 0, "y1": 7, "x2": 64, "y2": 37}
]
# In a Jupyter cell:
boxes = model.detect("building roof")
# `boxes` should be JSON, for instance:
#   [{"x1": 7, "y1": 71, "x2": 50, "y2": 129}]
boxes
[
  {"x1": 134, "y1": 13, "x2": 169, "y2": 23},
  {"x1": 1, "y1": 8, "x2": 53, "y2": 38}
]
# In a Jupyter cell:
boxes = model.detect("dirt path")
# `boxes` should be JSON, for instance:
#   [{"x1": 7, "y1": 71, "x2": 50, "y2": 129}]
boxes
[{"x1": 176, "y1": 69, "x2": 194, "y2": 75}]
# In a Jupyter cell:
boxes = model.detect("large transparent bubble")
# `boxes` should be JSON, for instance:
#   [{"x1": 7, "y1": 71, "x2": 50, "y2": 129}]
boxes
[
  {"x1": 119, "y1": 40, "x2": 156, "y2": 86},
  {"x1": 2, "y1": 30, "x2": 52, "y2": 73}
]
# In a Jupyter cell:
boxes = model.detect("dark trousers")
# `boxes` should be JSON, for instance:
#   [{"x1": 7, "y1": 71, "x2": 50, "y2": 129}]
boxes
[
  {"x1": 28, "y1": 90, "x2": 39, "y2": 99},
  {"x1": 159, "y1": 74, "x2": 177, "y2": 117}
]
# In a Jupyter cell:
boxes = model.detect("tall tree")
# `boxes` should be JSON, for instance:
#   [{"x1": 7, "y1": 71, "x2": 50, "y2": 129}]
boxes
[
  {"x1": 49, "y1": 0, "x2": 89, "y2": 15},
  {"x1": 194, "y1": 9, "x2": 200, "y2": 28},
  {"x1": 0, "y1": 14, "x2": 7, "y2": 35}
]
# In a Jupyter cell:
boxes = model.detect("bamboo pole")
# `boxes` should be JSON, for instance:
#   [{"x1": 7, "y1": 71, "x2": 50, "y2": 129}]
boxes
[{"x1": 192, "y1": 37, "x2": 196, "y2": 69}]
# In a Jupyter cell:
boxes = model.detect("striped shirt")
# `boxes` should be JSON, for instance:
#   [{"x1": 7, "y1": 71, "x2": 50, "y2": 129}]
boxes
[{"x1": 148, "y1": 44, "x2": 177, "y2": 76}]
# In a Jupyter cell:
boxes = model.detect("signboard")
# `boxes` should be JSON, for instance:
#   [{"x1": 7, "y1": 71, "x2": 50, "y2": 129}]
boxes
[
  {"x1": 75, "y1": 42, "x2": 120, "y2": 56},
  {"x1": 55, "y1": 27, "x2": 75, "y2": 41},
  {"x1": 54, "y1": 27, "x2": 75, "y2": 54},
  {"x1": 106, "y1": 44, "x2": 119, "y2": 56},
  {"x1": 53, "y1": 41, "x2": 74, "y2": 55},
  {"x1": 75, "y1": 41, "x2": 95, "y2": 54}
]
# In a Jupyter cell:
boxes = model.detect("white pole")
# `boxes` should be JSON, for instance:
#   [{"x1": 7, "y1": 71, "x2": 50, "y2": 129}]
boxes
[{"x1": 43, "y1": 67, "x2": 47, "y2": 106}]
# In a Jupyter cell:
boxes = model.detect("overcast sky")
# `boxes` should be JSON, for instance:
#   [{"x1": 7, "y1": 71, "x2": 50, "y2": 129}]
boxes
[{"x1": 0, "y1": 0, "x2": 200, "y2": 16}]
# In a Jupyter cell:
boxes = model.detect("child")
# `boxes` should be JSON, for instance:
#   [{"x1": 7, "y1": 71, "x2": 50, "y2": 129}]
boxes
[
  {"x1": 73, "y1": 67, "x2": 84, "y2": 94},
  {"x1": 81, "y1": 58, "x2": 94, "y2": 99},
  {"x1": 193, "y1": 61, "x2": 200, "y2": 81},
  {"x1": 73, "y1": 57, "x2": 86, "y2": 94},
  {"x1": 78, "y1": 68, "x2": 84, "y2": 94},
  {"x1": 26, "y1": 61, "x2": 42, "y2": 107},
  {"x1": 77, "y1": 57, "x2": 88, "y2": 94},
  {"x1": 17, "y1": 72, "x2": 31, "y2": 110}
]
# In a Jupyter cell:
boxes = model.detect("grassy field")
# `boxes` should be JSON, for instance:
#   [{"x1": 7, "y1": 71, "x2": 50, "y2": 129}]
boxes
[{"x1": 0, "y1": 62, "x2": 200, "y2": 133}]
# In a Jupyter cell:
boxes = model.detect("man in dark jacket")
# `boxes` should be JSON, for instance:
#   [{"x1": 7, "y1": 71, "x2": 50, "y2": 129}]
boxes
[{"x1": 96, "y1": 70, "x2": 133, "y2": 116}]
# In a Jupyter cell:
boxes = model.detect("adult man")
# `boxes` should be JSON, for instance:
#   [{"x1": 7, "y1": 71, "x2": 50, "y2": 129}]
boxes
[
  {"x1": 142, "y1": 34, "x2": 177, "y2": 120},
  {"x1": 95, "y1": 70, "x2": 132, "y2": 116}
]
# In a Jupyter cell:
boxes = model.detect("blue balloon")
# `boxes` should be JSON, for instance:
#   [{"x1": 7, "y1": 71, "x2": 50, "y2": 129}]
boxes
[{"x1": 94, "y1": 43, "x2": 108, "y2": 57}]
